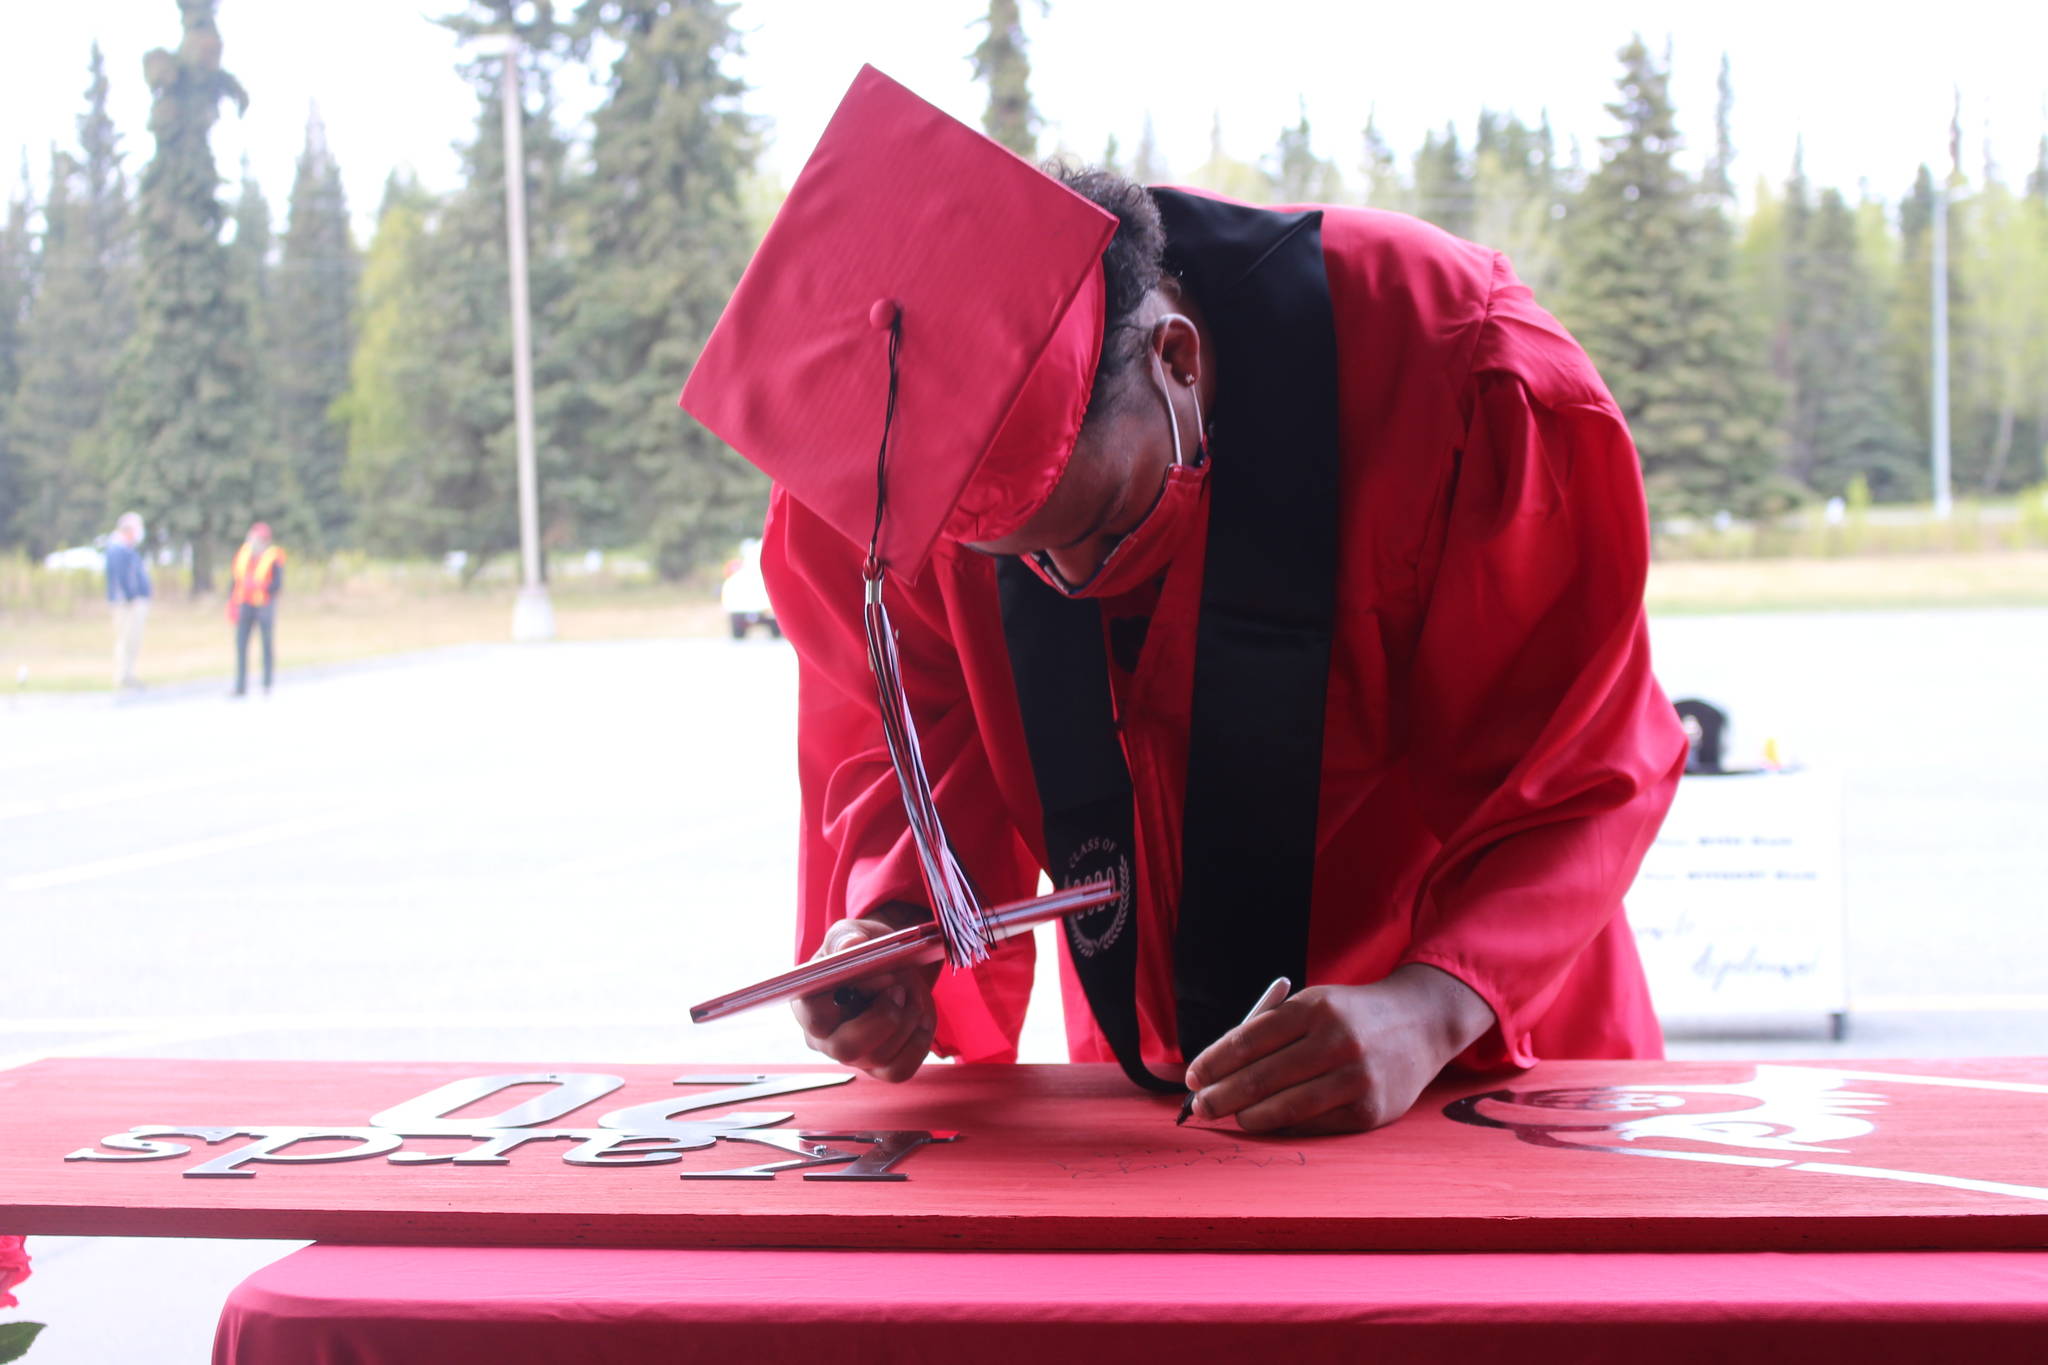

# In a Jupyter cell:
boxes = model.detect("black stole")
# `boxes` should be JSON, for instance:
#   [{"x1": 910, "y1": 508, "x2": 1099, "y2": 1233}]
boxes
[{"x1": 997, "y1": 190, "x2": 1342, "y2": 1090}]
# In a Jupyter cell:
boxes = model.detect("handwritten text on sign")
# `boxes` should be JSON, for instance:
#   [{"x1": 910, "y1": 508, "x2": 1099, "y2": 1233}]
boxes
[{"x1": 1629, "y1": 770, "x2": 1847, "y2": 1017}]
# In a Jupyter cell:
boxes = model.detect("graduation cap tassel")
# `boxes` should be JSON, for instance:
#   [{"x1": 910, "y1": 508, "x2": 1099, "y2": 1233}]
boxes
[
  {"x1": 863, "y1": 581, "x2": 992, "y2": 966},
  {"x1": 862, "y1": 307, "x2": 993, "y2": 967}
]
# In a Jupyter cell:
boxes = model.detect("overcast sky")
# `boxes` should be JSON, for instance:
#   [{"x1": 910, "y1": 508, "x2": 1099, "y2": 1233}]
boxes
[{"x1": 5, "y1": 0, "x2": 2045, "y2": 240}]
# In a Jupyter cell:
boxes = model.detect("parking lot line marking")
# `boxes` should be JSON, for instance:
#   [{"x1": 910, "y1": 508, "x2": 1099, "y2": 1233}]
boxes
[
  {"x1": 0, "y1": 1010, "x2": 710, "y2": 1033},
  {"x1": 1851, "y1": 993, "x2": 2048, "y2": 1012},
  {"x1": 547, "y1": 815, "x2": 770, "y2": 880},
  {"x1": 4, "y1": 809, "x2": 379, "y2": 894},
  {"x1": 0, "y1": 1021, "x2": 246, "y2": 1073},
  {"x1": 0, "y1": 767, "x2": 256, "y2": 822},
  {"x1": 0, "y1": 1009, "x2": 797, "y2": 1072}
]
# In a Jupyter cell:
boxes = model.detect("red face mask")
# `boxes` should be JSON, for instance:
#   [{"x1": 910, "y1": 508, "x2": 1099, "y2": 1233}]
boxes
[
  {"x1": 1025, "y1": 336, "x2": 1209, "y2": 600},
  {"x1": 1023, "y1": 460, "x2": 1208, "y2": 599}
]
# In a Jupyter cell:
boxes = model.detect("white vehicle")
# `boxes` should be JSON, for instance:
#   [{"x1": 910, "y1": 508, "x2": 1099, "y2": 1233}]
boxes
[
  {"x1": 42, "y1": 542, "x2": 106, "y2": 572},
  {"x1": 720, "y1": 538, "x2": 780, "y2": 640}
]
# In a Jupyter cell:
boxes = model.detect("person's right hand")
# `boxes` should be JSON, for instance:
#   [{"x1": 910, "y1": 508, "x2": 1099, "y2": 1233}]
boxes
[{"x1": 790, "y1": 913, "x2": 939, "y2": 1083}]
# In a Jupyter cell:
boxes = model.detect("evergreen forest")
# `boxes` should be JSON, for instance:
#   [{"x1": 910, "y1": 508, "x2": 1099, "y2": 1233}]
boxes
[{"x1": 2, "y1": 2, "x2": 2044, "y2": 587}]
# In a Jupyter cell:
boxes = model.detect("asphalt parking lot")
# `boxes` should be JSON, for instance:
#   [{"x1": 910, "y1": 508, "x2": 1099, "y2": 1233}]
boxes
[{"x1": 4, "y1": 609, "x2": 2043, "y2": 1360}]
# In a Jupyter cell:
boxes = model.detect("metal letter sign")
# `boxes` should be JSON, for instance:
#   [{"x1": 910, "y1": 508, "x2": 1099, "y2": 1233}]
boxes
[{"x1": 64, "y1": 1073, "x2": 960, "y2": 1182}]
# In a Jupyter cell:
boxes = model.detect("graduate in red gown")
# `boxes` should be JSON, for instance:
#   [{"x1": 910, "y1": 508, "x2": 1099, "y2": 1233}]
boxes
[{"x1": 682, "y1": 68, "x2": 1685, "y2": 1135}]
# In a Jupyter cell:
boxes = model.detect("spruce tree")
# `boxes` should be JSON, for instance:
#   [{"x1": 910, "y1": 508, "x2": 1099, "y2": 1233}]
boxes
[
  {"x1": 11, "y1": 46, "x2": 139, "y2": 555},
  {"x1": 1702, "y1": 54, "x2": 1735, "y2": 201},
  {"x1": 103, "y1": 0, "x2": 259, "y2": 591},
  {"x1": 1777, "y1": 147, "x2": 1818, "y2": 484},
  {"x1": 1358, "y1": 110, "x2": 1402, "y2": 210},
  {"x1": 1267, "y1": 100, "x2": 1343, "y2": 203},
  {"x1": 337, "y1": 175, "x2": 445, "y2": 558},
  {"x1": 1471, "y1": 110, "x2": 1562, "y2": 293},
  {"x1": 1474, "y1": 109, "x2": 1552, "y2": 188},
  {"x1": 1892, "y1": 164, "x2": 1941, "y2": 470},
  {"x1": 1553, "y1": 36, "x2": 1784, "y2": 519},
  {"x1": 563, "y1": 0, "x2": 762, "y2": 577},
  {"x1": 12, "y1": 154, "x2": 90, "y2": 554},
  {"x1": 273, "y1": 107, "x2": 357, "y2": 550},
  {"x1": 971, "y1": 0, "x2": 1037, "y2": 159},
  {"x1": 339, "y1": 4, "x2": 575, "y2": 577},
  {"x1": 1133, "y1": 114, "x2": 1166, "y2": 183},
  {"x1": 0, "y1": 164, "x2": 33, "y2": 547},
  {"x1": 1188, "y1": 113, "x2": 1268, "y2": 201},
  {"x1": 1787, "y1": 184, "x2": 1923, "y2": 499},
  {"x1": 227, "y1": 163, "x2": 296, "y2": 530},
  {"x1": 77, "y1": 41, "x2": 135, "y2": 316},
  {"x1": 1735, "y1": 171, "x2": 1784, "y2": 325},
  {"x1": 1412, "y1": 123, "x2": 1473, "y2": 238},
  {"x1": 227, "y1": 161, "x2": 273, "y2": 417},
  {"x1": 339, "y1": 173, "x2": 521, "y2": 573},
  {"x1": 1770, "y1": 153, "x2": 1920, "y2": 500},
  {"x1": 1956, "y1": 175, "x2": 2048, "y2": 492}
]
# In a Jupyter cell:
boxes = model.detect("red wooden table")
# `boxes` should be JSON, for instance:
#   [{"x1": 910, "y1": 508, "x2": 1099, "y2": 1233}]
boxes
[
  {"x1": 10, "y1": 1057, "x2": 2047, "y2": 1250},
  {"x1": 5, "y1": 1056, "x2": 2045, "y2": 1361}
]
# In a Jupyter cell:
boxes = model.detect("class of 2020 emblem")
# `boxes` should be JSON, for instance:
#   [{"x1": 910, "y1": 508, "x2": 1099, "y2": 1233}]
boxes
[{"x1": 1063, "y1": 836, "x2": 1132, "y2": 959}]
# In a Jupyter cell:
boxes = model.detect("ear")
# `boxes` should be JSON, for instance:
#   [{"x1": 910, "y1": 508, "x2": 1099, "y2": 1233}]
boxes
[{"x1": 1155, "y1": 313, "x2": 1202, "y2": 388}]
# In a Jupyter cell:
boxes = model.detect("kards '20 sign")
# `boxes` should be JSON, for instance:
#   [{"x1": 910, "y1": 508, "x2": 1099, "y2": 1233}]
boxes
[
  {"x1": 14, "y1": 1058, "x2": 2048, "y2": 1250},
  {"x1": 63, "y1": 1072, "x2": 958, "y2": 1181}
]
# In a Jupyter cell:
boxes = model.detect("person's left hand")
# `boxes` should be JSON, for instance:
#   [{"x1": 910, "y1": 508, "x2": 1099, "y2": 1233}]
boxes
[{"x1": 1180, "y1": 964, "x2": 1496, "y2": 1135}]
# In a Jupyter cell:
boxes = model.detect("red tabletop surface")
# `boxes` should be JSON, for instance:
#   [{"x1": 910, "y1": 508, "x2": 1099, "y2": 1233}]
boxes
[
  {"x1": 9, "y1": 1056, "x2": 2048, "y2": 1251},
  {"x1": 213, "y1": 1244, "x2": 2048, "y2": 1365}
]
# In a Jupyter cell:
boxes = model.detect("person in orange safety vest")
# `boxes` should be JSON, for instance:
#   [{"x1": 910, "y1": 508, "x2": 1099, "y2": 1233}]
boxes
[{"x1": 227, "y1": 521, "x2": 286, "y2": 697}]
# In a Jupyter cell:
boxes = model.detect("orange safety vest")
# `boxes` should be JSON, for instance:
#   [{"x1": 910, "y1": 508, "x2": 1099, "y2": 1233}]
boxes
[{"x1": 229, "y1": 543, "x2": 284, "y2": 615}]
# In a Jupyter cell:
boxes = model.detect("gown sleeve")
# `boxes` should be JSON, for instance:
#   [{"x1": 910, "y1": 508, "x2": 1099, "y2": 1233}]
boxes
[
  {"x1": 759, "y1": 487, "x2": 1042, "y2": 1063},
  {"x1": 1397, "y1": 255, "x2": 1687, "y2": 1070}
]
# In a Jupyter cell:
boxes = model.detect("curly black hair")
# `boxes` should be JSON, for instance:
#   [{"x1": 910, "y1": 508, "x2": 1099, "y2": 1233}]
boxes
[{"x1": 1047, "y1": 162, "x2": 1167, "y2": 422}]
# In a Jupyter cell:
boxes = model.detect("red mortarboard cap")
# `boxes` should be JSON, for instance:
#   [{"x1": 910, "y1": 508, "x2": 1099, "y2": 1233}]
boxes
[{"x1": 680, "y1": 66, "x2": 1118, "y2": 581}]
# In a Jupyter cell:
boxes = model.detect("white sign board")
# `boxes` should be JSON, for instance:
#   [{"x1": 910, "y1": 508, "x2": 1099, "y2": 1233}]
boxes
[{"x1": 1627, "y1": 769, "x2": 1848, "y2": 1027}]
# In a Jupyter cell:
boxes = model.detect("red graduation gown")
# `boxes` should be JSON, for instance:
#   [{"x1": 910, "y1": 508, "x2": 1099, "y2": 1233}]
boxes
[{"x1": 761, "y1": 203, "x2": 1685, "y2": 1076}]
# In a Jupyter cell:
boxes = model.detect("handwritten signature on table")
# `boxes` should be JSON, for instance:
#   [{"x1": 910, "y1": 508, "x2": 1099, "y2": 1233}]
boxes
[{"x1": 1050, "y1": 1142, "x2": 1308, "y2": 1179}]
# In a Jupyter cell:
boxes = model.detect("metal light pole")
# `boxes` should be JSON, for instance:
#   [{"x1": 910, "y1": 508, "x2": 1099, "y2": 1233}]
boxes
[
  {"x1": 500, "y1": 34, "x2": 555, "y2": 641},
  {"x1": 1930, "y1": 178, "x2": 1953, "y2": 521}
]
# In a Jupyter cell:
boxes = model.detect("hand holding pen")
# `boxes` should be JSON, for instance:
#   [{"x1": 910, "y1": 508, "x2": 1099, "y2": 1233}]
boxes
[
  {"x1": 1176, "y1": 964, "x2": 1497, "y2": 1135},
  {"x1": 1177, "y1": 976, "x2": 1291, "y2": 1125},
  {"x1": 790, "y1": 909, "x2": 943, "y2": 1085}
]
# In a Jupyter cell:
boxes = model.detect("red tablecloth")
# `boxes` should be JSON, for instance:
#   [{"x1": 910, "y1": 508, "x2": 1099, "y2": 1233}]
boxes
[{"x1": 214, "y1": 1245, "x2": 2048, "y2": 1365}]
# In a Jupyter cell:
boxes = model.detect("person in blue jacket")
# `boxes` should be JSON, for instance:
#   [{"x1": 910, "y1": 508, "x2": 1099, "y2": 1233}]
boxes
[{"x1": 105, "y1": 512, "x2": 152, "y2": 689}]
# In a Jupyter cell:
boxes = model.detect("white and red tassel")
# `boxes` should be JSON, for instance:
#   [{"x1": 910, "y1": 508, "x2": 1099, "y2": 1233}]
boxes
[{"x1": 864, "y1": 570, "x2": 992, "y2": 967}]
